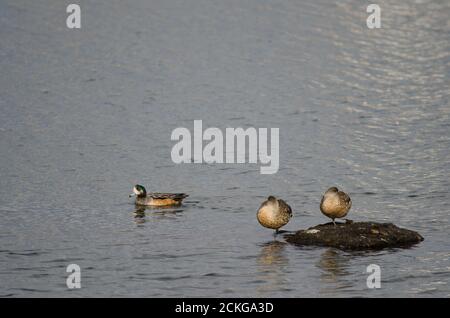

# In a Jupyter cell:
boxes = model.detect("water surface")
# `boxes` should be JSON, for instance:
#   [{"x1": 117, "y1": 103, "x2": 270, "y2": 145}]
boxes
[{"x1": 0, "y1": 0, "x2": 449, "y2": 297}]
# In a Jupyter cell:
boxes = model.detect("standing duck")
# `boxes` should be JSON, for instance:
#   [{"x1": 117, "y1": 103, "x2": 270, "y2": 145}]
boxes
[
  {"x1": 257, "y1": 196, "x2": 293, "y2": 234},
  {"x1": 129, "y1": 184, "x2": 188, "y2": 206},
  {"x1": 320, "y1": 187, "x2": 352, "y2": 225}
]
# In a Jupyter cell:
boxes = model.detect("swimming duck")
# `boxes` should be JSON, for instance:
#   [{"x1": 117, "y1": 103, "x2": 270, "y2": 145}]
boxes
[
  {"x1": 129, "y1": 184, "x2": 188, "y2": 206},
  {"x1": 320, "y1": 187, "x2": 352, "y2": 225},
  {"x1": 257, "y1": 196, "x2": 293, "y2": 234}
]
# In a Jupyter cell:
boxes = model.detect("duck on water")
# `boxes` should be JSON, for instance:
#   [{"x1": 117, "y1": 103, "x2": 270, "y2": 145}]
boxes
[{"x1": 129, "y1": 184, "x2": 188, "y2": 206}]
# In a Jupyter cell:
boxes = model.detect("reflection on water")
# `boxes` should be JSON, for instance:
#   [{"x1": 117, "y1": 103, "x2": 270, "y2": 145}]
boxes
[
  {"x1": 132, "y1": 206, "x2": 185, "y2": 224},
  {"x1": 317, "y1": 249, "x2": 350, "y2": 282},
  {"x1": 133, "y1": 207, "x2": 147, "y2": 225},
  {"x1": 256, "y1": 241, "x2": 289, "y2": 295},
  {"x1": 257, "y1": 241, "x2": 288, "y2": 267},
  {"x1": 316, "y1": 248, "x2": 353, "y2": 296}
]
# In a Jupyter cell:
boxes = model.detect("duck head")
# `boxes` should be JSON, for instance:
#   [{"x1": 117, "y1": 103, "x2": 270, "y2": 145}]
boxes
[
  {"x1": 325, "y1": 187, "x2": 339, "y2": 195},
  {"x1": 129, "y1": 184, "x2": 147, "y2": 198}
]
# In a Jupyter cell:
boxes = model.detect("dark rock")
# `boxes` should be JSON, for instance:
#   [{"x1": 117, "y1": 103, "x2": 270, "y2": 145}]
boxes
[{"x1": 284, "y1": 221, "x2": 424, "y2": 251}]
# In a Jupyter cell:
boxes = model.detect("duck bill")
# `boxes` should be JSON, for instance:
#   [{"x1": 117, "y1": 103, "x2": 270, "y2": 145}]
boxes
[{"x1": 129, "y1": 193, "x2": 136, "y2": 198}]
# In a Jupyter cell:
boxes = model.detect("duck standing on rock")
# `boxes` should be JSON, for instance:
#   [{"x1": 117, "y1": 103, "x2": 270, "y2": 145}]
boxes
[
  {"x1": 320, "y1": 187, "x2": 352, "y2": 225},
  {"x1": 257, "y1": 196, "x2": 293, "y2": 234},
  {"x1": 129, "y1": 184, "x2": 188, "y2": 206}
]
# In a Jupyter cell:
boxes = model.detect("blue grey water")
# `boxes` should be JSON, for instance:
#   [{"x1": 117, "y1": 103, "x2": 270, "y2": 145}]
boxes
[{"x1": 0, "y1": 0, "x2": 449, "y2": 297}]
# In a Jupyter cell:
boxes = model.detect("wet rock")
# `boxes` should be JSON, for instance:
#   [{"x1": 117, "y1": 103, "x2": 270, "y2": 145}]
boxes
[{"x1": 284, "y1": 221, "x2": 424, "y2": 250}]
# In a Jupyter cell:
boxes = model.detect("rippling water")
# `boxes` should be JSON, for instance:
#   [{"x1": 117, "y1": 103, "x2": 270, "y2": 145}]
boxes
[{"x1": 0, "y1": 0, "x2": 449, "y2": 297}]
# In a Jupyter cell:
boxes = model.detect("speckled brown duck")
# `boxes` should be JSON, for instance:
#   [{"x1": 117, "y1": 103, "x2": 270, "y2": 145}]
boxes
[
  {"x1": 320, "y1": 187, "x2": 352, "y2": 225},
  {"x1": 257, "y1": 196, "x2": 293, "y2": 234}
]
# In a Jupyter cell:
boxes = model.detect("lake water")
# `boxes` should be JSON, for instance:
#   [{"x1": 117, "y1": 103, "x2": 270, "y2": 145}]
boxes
[{"x1": 0, "y1": 0, "x2": 449, "y2": 297}]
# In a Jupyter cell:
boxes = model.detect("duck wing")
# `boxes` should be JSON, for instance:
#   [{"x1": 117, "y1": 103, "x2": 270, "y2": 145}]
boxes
[
  {"x1": 277, "y1": 199, "x2": 293, "y2": 217},
  {"x1": 337, "y1": 191, "x2": 352, "y2": 209},
  {"x1": 148, "y1": 193, "x2": 189, "y2": 200}
]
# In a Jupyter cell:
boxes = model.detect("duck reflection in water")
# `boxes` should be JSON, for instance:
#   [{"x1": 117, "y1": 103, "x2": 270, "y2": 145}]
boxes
[
  {"x1": 316, "y1": 248, "x2": 351, "y2": 295},
  {"x1": 133, "y1": 207, "x2": 146, "y2": 224},
  {"x1": 132, "y1": 206, "x2": 185, "y2": 225},
  {"x1": 256, "y1": 240, "x2": 289, "y2": 295}
]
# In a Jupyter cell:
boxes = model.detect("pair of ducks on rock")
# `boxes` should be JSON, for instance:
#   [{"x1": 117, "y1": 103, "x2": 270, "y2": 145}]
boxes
[
  {"x1": 129, "y1": 184, "x2": 351, "y2": 233},
  {"x1": 256, "y1": 187, "x2": 352, "y2": 233}
]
